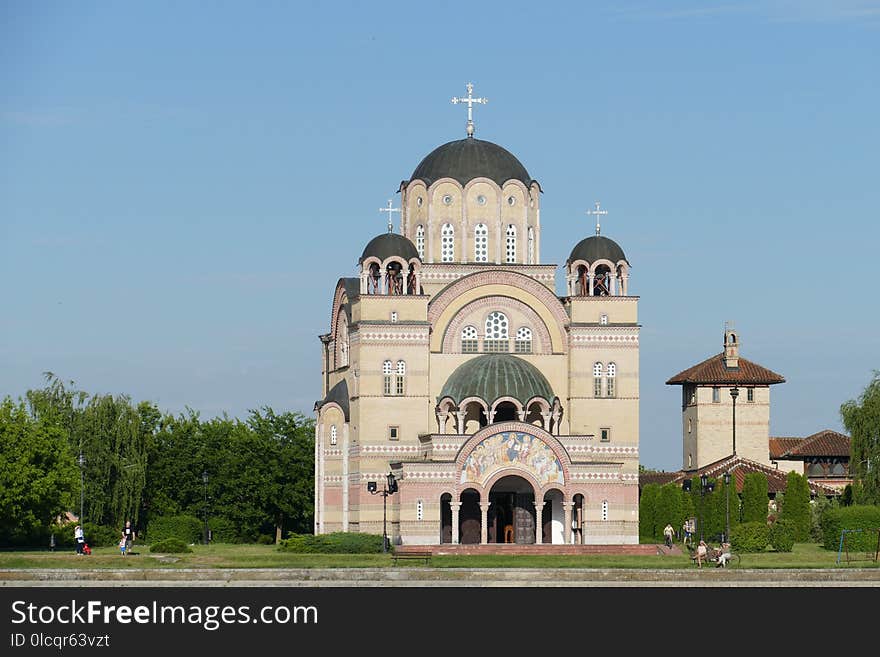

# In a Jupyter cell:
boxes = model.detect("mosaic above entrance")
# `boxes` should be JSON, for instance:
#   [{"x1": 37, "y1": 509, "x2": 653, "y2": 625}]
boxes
[{"x1": 461, "y1": 431, "x2": 564, "y2": 487}]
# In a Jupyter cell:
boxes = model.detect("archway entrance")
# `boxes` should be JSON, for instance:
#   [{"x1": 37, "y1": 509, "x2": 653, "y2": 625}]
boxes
[
  {"x1": 488, "y1": 475, "x2": 536, "y2": 544},
  {"x1": 459, "y1": 489, "x2": 481, "y2": 545}
]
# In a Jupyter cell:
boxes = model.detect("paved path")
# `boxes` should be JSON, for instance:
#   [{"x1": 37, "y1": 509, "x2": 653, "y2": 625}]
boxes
[{"x1": 3, "y1": 567, "x2": 879, "y2": 587}]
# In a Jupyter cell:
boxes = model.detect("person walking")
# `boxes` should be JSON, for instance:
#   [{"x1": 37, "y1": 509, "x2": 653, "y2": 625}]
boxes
[
  {"x1": 74, "y1": 525, "x2": 84, "y2": 555},
  {"x1": 122, "y1": 520, "x2": 135, "y2": 553},
  {"x1": 663, "y1": 523, "x2": 675, "y2": 548}
]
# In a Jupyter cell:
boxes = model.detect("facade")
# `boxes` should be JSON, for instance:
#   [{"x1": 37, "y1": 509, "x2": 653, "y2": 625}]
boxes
[{"x1": 314, "y1": 100, "x2": 640, "y2": 545}]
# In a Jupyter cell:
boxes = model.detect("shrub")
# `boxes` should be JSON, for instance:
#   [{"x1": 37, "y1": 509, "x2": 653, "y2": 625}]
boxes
[
  {"x1": 811, "y1": 496, "x2": 837, "y2": 542},
  {"x1": 257, "y1": 534, "x2": 275, "y2": 545},
  {"x1": 639, "y1": 484, "x2": 660, "y2": 540},
  {"x1": 769, "y1": 518, "x2": 795, "y2": 552},
  {"x1": 278, "y1": 532, "x2": 384, "y2": 554},
  {"x1": 146, "y1": 515, "x2": 202, "y2": 544},
  {"x1": 206, "y1": 516, "x2": 239, "y2": 543},
  {"x1": 149, "y1": 538, "x2": 192, "y2": 553},
  {"x1": 82, "y1": 523, "x2": 122, "y2": 548},
  {"x1": 819, "y1": 505, "x2": 880, "y2": 551},
  {"x1": 731, "y1": 521, "x2": 770, "y2": 553}
]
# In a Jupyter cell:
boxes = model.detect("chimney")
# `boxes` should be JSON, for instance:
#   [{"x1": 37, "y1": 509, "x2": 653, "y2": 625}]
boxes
[{"x1": 723, "y1": 321, "x2": 739, "y2": 369}]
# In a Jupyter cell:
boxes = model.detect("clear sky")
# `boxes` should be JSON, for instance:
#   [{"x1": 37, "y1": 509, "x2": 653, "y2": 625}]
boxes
[{"x1": 2, "y1": 1, "x2": 878, "y2": 471}]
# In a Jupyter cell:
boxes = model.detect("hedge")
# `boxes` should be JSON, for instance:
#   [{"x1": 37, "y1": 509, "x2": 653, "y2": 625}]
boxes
[
  {"x1": 819, "y1": 505, "x2": 880, "y2": 551},
  {"x1": 146, "y1": 515, "x2": 202, "y2": 544},
  {"x1": 731, "y1": 521, "x2": 770, "y2": 553},
  {"x1": 149, "y1": 538, "x2": 193, "y2": 553},
  {"x1": 769, "y1": 518, "x2": 795, "y2": 552},
  {"x1": 278, "y1": 532, "x2": 385, "y2": 553}
]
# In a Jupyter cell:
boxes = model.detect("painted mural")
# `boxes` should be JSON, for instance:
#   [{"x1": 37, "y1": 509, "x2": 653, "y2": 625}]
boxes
[{"x1": 461, "y1": 431, "x2": 564, "y2": 486}]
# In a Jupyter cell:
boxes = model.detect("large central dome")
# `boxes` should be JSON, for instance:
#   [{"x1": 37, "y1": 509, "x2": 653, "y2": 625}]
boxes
[
  {"x1": 439, "y1": 354, "x2": 555, "y2": 405},
  {"x1": 410, "y1": 138, "x2": 531, "y2": 187}
]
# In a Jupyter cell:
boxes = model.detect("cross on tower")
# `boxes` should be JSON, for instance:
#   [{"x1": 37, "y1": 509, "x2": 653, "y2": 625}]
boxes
[
  {"x1": 451, "y1": 82, "x2": 488, "y2": 138},
  {"x1": 379, "y1": 199, "x2": 400, "y2": 233},
  {"x1": 586, "y1": 201, "x2": 608, "y2": 236}
]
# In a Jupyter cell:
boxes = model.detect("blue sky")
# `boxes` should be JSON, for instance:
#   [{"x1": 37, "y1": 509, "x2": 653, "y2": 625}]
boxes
[{"x1": 2, "y1": 1, "x2": 878, "y2": 470}]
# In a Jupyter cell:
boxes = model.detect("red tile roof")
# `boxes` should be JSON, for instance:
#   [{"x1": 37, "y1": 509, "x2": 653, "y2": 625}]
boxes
[
  {"x1": 666, "y1": 353, "x2": 785, "y2": 385},
  {"x1": 769, "y1": 437, "x2": 803, "y2": 459},
  {"x1": 640, "y1": 454, "x2": 839, "y2": 496},
  {"x1": 638, "y1": 471, "x2": 680, "y2": 487},
  {"x1": 786, "y1": 430, "x2": 850, "y2": 458}
]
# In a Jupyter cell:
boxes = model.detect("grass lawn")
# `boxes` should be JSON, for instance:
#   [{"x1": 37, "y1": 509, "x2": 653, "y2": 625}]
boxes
[{"x1": 0, "y1": 542, "x2": 877, "y2": 570}]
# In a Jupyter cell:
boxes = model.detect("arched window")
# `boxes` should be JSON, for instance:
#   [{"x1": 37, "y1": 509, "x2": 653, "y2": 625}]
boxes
[
  {"x1": 415, "y1": 225, "x2": 425, "y2": 259},
  {"x1": 808, "y1": 462, "x2": 825, "y2": 477},
  {"x1": 441, "y1": 223, "x2": 455, "y2": 262},
  {"x1": 461, "y1": 325, "x2": 478, "y2": 353},
  {"x1": 396, "y1": 360, "x2": 406, "y2": 395},
  {"x1": 606, "y1": 362, "x2": 616, "y2": 398},
  {"x1": 383, "y1": 360, "x2": 393, "y2": 396},
  {"x1": 506, "y1": 224, "x2": 517, "y2": 263},
  {"x1": 484, "y1": 311, "x2": 509, "y2": 352},
  {"x1": 330, "y1": 425, "x2": 337, "y2": 446},
  {"x1": 527, "y1": 226, "x2": 535, "y2": 264},
  {"x1": 474, "y1": 223, "x2": 488, "y2": 262},
  {"x1": 339, "y1": 320, "x2": 349, "y2": 368},
  {"x1": 515, "y1": 326, "x2": 532, "y2": 353},
  {"x1": 601, "y1": 500, "x2": 608, "y2": 522},
  {"x1": 593, "y1": 362, "x2": 603, "y2": 397}
]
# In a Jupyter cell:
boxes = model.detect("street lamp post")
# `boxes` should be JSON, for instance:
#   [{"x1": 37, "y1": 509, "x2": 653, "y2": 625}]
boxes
[
  {"x1": 202, "y1": 470, "x2": 209, "y2": 545},
  {"x1": 724, "y1": 471, "x2": 731, "y2": 543},
  {"x1": 368, "y1": 473, "x2": 398, "y2": 553},
  {"x1": 699, "y1": 474, "x2": 708, "y2": 541},
  {"x1": 730, "y1": 386, "x2": 739, "y2": 455},
  {"x1": 77, "y1": 452, "x2": 85, "y2": 525}
]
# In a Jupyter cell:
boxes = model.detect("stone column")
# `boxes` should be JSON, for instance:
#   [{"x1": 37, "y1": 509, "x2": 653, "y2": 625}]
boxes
[
  {"x1": 621, "y1": 273, "x2": 628, "y2": 296},
  {"x1": 534, "y1": 500, "x2": 544, "y2": 545},
  {"x1": 588, "y1": 273, "x2": 595, "y2": 296},
  {"x1": 480, "y1": 502, "x2": 491, "y2": 545},
  {"x1": 456, "y1": 411, "x2": 466, "y2": 435},
  {"x1": 451, "y1": 502, "x2": 461, "y2": 545},
  {"x1": 541, "y1": 412, "x2": 552, "y2": 432},
  {"x1": 563, "y1": 501, "x2": 573, "y2": 544}
]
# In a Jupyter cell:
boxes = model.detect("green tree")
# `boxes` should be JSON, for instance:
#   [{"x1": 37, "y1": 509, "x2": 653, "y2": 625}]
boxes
[
  {"x1": 741, "y1": 472, "x2": 769, "y2": 524},
  {"x1": 655, "y1": 483, "x2": 683, "y2": 540},
  {"x1": 841, "y1": 371, "x2": 880, "y2": 505},
  {"x1": 0, "y1": 398, "x2": 79, "y2": 545},
  {"x1": 639, "y1": 484, "x2": 660, "y2": 540},
  {"x1": 780, "y1": 471, "x2": 811, "y2": 541}
]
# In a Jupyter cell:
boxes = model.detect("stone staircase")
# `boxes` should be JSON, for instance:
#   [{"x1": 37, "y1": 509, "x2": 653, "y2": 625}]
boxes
[{"x1": 395, "y1": 543, "x2": 661, "y2": 556}]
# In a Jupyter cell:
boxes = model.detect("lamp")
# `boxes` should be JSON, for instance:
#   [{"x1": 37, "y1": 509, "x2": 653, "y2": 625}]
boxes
[
  {"x1": 202, "y1": 470, "x2": 209, "y2": 545},
  {"x1": 368, "y1": 473, "x2": 398, "y2": 553},
  {"x1": 723, "y1": 471, "x2": 732, "y2": 543},
  {"x1": 699, "y1": 474, "x2": 709, "y2": 541}
]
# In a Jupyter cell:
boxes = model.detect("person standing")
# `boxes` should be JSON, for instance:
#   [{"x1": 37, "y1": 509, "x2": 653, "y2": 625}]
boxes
[
  {"x1": 663, "y1": 523, "x2": 675, "y2": 548},
  {"x1": 122, "y1": 520, "x2": 135, "y2": 552},
  {"x1": 74, "y1": 525, "x2": 84, "y2": 555},
  {"x1": 696, "y1": 539, "x2": 708, "y2": 568}
]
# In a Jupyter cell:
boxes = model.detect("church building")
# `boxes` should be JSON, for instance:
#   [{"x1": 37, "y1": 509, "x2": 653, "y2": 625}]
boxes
[{"x1": 314, "y1": 85, "x2": 640, "y2": 546}]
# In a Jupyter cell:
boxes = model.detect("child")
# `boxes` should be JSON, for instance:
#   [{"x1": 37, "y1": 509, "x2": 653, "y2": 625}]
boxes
[{"x1": 119, "y1": 534, "x2": 127, "y2": 557}]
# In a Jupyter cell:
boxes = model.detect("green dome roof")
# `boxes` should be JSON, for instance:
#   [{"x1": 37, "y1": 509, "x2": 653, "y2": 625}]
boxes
[
  {"x1": 567, "y1": 235, "x2": 628, "y2": 265},
  {"x1": 439, "y1": 354, "x2": 555, "y2": 405},
  {"x1": 410, "y1": 138, "x2": 531, "y2": 187},
  {"x1": 359, "y1": 233, "x2": 420, "y2": 264}
]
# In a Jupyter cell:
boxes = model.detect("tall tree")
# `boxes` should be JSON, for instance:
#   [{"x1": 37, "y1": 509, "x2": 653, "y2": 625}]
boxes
[
  {"x1": 841, "y1": 371, "x2": 880, "y2": 505},
  {"x1": 742, "y1": 472, "x2": 769, "y2": 523},
  {"x1": 0, "y1": 398, "x2": 78, "y2": 545},
  {"x1": 639, "y1": 484, "x2": 660, "y2": 539},
  {"x1": 780, "y1": 471, "x2": 811, "y2": 541}
]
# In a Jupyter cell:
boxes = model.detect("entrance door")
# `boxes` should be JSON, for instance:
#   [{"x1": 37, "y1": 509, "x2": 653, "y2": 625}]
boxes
[{"x1": 488, "y1": 475, "x2": 536, "y2": 544}]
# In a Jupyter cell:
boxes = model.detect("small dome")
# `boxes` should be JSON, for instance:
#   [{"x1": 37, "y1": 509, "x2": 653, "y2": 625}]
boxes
[
  {"x1": 439, "y1": 354, "x2": 555, "y2": 405},
  {"x1": 360, "y1": 233, "x2": 420, "y2": 264},
  {"x1": 410, "y1": 138, "x2": 531, "y2": 188},
  {"x1": 568, "y1": 235, "x2": 628, "y2": 265}
]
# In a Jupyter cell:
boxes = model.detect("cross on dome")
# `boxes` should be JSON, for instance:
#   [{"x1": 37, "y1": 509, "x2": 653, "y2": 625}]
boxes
[
  {"x1": 379, "y1": 199, "x2": 400, "y2": 233},
  {"x1": 451, "y1": 82, "x2": 488, "y2": 138},
  {"x1": 586, "y1": 201, "x2": 608, "y2": 236}
]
